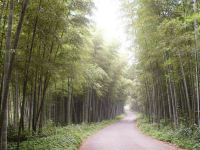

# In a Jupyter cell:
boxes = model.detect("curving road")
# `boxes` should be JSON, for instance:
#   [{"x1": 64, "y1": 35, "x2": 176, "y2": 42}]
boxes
[{"x1": 79, "y1": 111, "x2": 182, "y2": 150}]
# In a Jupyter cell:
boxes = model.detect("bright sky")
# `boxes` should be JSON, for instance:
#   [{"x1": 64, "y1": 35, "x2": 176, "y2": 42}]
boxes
[{"x1": 93, "y1": 0, "x2": 131, "y2": 56}]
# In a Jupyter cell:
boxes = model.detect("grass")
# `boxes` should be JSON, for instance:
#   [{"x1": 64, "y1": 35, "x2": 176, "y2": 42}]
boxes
[
  {"x1": 8, "y1": 118, "x2": 121, "y2": 150},
  {"x1": 137, "y1": 117, "x2": 200, "y2": 150}
]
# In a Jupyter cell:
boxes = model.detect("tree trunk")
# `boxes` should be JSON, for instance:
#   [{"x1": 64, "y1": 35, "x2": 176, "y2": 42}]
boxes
[
  {"x1": 0, "y1": 0, "x2": 14, "y2": 149},
  {"x1": 193, "y1": 0, "x2": 200, "y2": 127},
  {"x1": 178, "y1": 51, "x2": 192, "y2": 123},
  {"x1": 67, "y1": 78, "x2": 72, "y2": 124}
]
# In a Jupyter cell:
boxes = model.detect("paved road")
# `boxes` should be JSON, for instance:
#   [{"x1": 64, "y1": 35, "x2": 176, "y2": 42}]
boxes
[{"x1": 79, "y1": 111, "x2": 182, "y2": 150}]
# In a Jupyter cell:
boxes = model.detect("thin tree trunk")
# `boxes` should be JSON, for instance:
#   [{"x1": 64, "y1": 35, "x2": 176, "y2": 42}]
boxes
[
  {"x1": 32, "y1": 70, "x2": 37, "y2": 134},
  {"x1": 166, "y1": 79, "x2": 172, "y2": 121},
  {"x1": 36, "y1": 75, "x2": 49, "y2": 133},
  {"x1": 193, "y1": 0, "x2": 200, "y2": 127},
  {"x1": 0, "y1": 0, "x2": 29, "y2": 141},
  {"x1": 0, "y1": 0, "x2": 14, "y2": 149},
  {"x1": 14, "y1": 70, "x2": 19, "y2": 127},
  {"x1": 18, "y1": 0, "x2": 41, "y2": 139},
  {"x1": 67, "y1": 78, "x2": 72, "y2": 124},
  {"x1": 178, "y1": 51, "x2": 192, "y2": 123}
]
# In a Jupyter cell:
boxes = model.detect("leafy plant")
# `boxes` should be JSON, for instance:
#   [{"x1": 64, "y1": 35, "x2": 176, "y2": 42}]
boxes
[
  {"x1": 8, "y1": 118, "x2": 119, "y2": 150},
  {"x1": 137, "y1": 117, "x2": 200, "y2": 150}
]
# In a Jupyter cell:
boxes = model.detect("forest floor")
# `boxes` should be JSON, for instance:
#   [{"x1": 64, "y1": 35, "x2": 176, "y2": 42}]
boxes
[
  {"x1": 79, "y1": 111, "x2": 182, "y2": 150},
  {"x1": 8, "y1": 120, "x2": 119, "y2": 150}
]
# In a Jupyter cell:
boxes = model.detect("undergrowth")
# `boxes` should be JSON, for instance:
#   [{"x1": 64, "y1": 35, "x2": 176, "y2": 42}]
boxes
[
  {"x1": 8, "y1": 118, "x2": 120, "y2": 150},
  {"x1": 137, "y1": 117, "x2": 200, "y2": 150}
]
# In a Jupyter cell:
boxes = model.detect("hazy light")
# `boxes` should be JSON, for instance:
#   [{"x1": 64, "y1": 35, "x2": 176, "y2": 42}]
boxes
[
  {"x1": 93, "y1": 0, "x2": 134, "y2": 66},
  {"x1": 94, "y1": 1, "x2": 126, "y2": 46},
  {"x1": 94, "y1": 0, "x2": 121, "y2": 39}
]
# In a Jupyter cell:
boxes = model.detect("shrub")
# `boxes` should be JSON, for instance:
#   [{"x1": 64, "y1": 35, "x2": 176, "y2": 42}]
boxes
[{"x1": 137, "y1": 117, "x2": 200, "y2": 150}]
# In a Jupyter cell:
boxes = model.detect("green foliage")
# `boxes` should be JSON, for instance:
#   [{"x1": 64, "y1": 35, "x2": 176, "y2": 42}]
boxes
[
  {"x1": 137, "y1": 117, "x2": 200, "y2": 150},
  {"x1": 0, "y1": 0, "x2": 129, "y2": 149},
  {"x1": 8, "y1": 119, "x2": 118, "y2": 150},
  {"x1": 122, "y1": 0, "x2": 200, "y2": 132},
  {"x1": 8, "y1": 126, "x2": 31, "y2": 143}
]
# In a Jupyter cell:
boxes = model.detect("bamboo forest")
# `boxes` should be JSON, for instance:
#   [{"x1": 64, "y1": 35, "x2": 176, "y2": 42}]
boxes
[{"x1": 0, "y1": 0, "x2": 200, "y2": 150}]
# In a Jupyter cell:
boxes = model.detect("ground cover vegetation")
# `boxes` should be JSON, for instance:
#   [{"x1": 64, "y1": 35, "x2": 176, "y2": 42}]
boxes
[{"x1": 8, "y1": 119, "x2": 121, "y2": 150}]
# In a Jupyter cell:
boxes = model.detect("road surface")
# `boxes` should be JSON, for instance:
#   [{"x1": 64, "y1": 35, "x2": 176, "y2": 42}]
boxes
[{"x1": 79, "y1": 111, "x2": 182, "y2": 150}]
